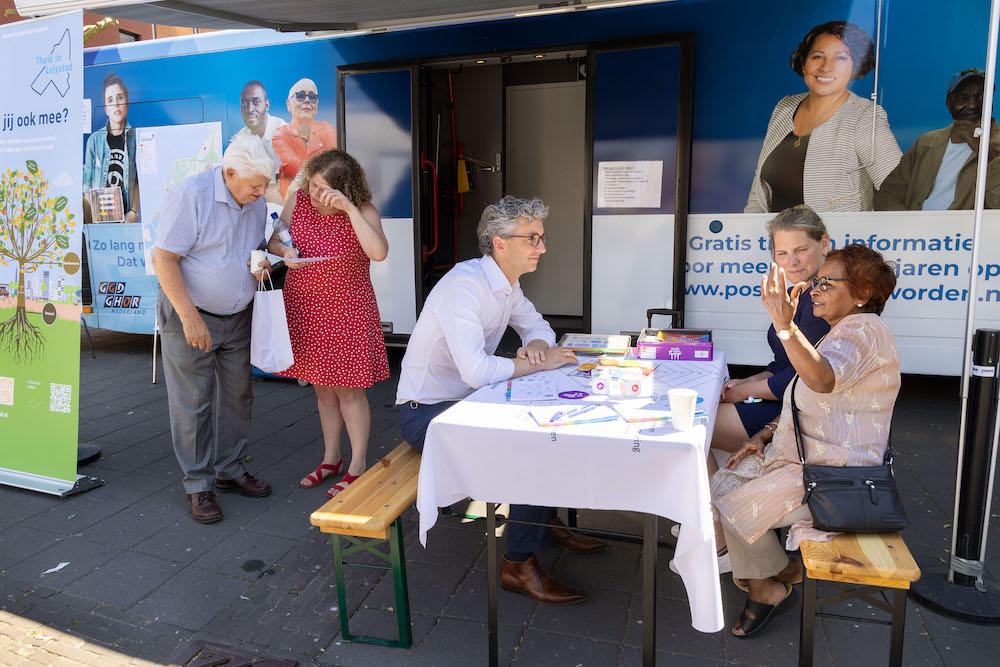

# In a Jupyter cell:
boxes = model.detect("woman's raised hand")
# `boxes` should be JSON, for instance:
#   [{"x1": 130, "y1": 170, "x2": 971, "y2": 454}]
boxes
[
  {"x1": 318, "y1": 187, "x2": 357, "y2": 214},
  {"x1": 760, "y1": 263, "x2": 809, "y2": 330}
]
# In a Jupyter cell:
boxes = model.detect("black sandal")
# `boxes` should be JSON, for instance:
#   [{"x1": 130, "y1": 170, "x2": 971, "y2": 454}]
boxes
[{"x1": 732, "y1": 583, "x2": 798, "y2": 639}]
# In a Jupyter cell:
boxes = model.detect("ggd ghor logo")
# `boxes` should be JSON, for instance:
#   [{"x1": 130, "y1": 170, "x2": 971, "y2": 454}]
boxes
[{"x1": 99, "y1": 282, "x2": 141, "y2": 308}]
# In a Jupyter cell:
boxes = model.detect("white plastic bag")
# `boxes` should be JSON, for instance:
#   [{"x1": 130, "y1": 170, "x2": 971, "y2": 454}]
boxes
[{"x1": 250, "y1": 272, "x2": 294, "y2": 373}]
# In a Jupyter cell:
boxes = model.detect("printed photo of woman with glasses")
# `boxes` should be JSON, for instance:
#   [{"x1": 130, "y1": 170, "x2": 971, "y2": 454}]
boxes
[{"x1": 272, "y1": 78, "x2": 338, "y2": 200}]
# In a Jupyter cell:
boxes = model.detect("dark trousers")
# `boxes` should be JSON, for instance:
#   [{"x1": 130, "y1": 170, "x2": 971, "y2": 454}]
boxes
[{"x1": 399, "y1": 400, "x2": 555, "y2": 554}]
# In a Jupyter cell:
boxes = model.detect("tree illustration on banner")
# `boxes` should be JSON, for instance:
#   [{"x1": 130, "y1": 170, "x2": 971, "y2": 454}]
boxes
[{"x1": 0, "y1": 160, "x2": 74, "y2": 363}]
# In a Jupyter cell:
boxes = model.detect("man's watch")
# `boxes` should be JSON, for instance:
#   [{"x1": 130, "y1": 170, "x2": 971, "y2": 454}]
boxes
[{"x1": 777, "y1": 323, "x2": 799, "y2": 341}]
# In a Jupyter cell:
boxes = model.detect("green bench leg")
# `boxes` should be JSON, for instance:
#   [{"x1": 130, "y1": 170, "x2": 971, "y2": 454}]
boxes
[{"x1": 329, "y1": 517, "x2": 413, "y2": 648}]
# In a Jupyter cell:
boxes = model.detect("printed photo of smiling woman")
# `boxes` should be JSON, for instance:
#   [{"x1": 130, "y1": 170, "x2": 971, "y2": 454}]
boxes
[{"x1": 744, "y1": 20, "x2": 902, "y2": 214}]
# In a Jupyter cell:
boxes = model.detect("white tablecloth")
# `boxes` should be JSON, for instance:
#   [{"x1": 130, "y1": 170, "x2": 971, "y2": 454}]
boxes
[{"x1": 416, "y1": 354, "x2": 727, "y2": 634}]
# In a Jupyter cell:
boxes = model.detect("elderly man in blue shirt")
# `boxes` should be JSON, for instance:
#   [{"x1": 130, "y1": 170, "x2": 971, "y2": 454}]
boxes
[
  {"x1": 152, "y1": 133, "x2": 277, "y2": 524},
  {"x1": 396, "y1": 195, "x2": 604, "y2": 605}
]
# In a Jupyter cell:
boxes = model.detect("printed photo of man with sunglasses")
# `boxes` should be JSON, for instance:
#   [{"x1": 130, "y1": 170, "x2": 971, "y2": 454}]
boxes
[{"x1": 272, "y1": 77, "x2": 338, "y2": 200}]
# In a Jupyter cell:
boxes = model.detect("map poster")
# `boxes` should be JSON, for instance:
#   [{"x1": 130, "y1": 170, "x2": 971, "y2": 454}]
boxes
[
  {"x1": 137, "y1": 122, "x2": 222, "y2": 275},
  {"x1": 0, "y1": 12, "x2": 85, "y2": 493}
]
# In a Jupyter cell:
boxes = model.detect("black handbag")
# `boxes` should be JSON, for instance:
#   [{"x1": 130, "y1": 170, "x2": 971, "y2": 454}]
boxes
[{"x1": 789, "y1": 376, "x2": 908, "y2": 533}]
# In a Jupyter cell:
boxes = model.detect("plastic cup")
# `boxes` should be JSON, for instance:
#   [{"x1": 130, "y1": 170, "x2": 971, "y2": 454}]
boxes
[
  {"x1": 668, "y1": 388, "x2": 698, "y2": 431},
  {"x1": 250, "y1": 249, "x2": 266, "y2": 273}
]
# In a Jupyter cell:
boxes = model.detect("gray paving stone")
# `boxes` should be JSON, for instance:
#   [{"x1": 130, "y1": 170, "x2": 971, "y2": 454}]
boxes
[
  {"x1": 131, "y1": 567, "x2": 250, "y2": 630},
  {"x1": 622, "y1": 596, "x2": 724, "y2": 657},
  {"x1": 552, "y1": 542, "x2": 641, "y2": 594},
  {"x1": 616, "y1": 646, "x2": 723, "y2": 666},
  {"x1": 24, "y1": 496, "x2": 126, "y2": 535},
  {"x1": 3, "y1": 537, "x2": 118, "y2": 590},
  {"x1": 314, "y1": 609, "x2": 436, "y2": 666},
  {"x1": 929, "y1": 634, "x2": 995, "y2": 667},
  {"x1": 65, "y1": 552, "x2": 182, "y2": 609},
  {"x1": 190, "y1": 529, "x2": 298, "y2": 580},
  {"x1": 512, "y1": 629, "x2": 620, "y2": 665},
  {"x1": 126, "y1": 485, "x2": 190, "y2": 520},
  {"x1": 531, "y1": 587, "x2": 631, "y2": 643},
  {"x1": 820, "y1": 613, "x2": 942, "y2": 667},
  {"x1": 245, "y1": 489, "x2": 333, "y2": 540},
  {"x1": 405, "y1": 524, "x2": 486, "y2": 569},
  {"x1": 133, "y1": 518, "x2": 238, "y2": 564},
  {"x1": 0, "y1": 489, "x2": 59, "y2": 531},
  {"x1": 0, "y1": 527, "x2": 65, "y2": 571},
  {"x1": 131, "y1": 454, "x2": 184, "y2": 483},
  {"x1": 86, "y1": 506, "x2": 179, "y2": 549},
  {"x1": 408, "y1": 617, "x2": 524, "y2": 666},
  {"x1": 365, "y1": 561, "x2": 467, "y2": 616},
  {"x1": 86, "y1": 447, "x2": 173, "y2": 475}
]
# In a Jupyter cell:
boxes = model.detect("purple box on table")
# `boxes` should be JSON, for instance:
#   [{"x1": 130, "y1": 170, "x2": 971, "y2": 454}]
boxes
[{"x1": 636, "y1": 328, "x2": 713, "y2": 361}]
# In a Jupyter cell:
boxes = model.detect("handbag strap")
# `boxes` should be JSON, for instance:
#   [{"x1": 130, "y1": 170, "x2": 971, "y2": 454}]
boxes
[
  {"x1": 788, "y1": 373, "x2": 894, "y2": 467},
  {"x1": 789, "y1": 375, "x2": 807, "y2": 464}
]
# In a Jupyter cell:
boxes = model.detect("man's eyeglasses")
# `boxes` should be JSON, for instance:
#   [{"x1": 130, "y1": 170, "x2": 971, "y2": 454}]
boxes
[
  {"x1": 508, "y1": 233, "x2": 548, "y2": 247},
  {"x1": 811, "y1": 276, "x2": 848, "y2": 291},
  {"x1": 292, "y1": 91, "x2": 319, "y2": 102}
]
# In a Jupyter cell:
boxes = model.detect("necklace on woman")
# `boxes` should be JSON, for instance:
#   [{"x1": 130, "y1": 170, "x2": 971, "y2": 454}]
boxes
[{"x1": 793, "y1": 90, "x2": 848, "y2": 148}]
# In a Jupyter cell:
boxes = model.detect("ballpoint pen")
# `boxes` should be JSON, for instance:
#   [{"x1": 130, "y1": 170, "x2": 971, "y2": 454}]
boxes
[
  {"x1": 549, "y1": 410, "x2": 567, "y2": 423},
  {"x1": 563, "y1": 404, "x2": 596, "y2": 420}
]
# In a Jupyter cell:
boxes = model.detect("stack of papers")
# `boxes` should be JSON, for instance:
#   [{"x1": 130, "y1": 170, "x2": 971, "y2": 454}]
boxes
[
  {"x1": 529, "y1": 404, "x2": 620, "y2": 428},
  {"x1": 612, "y1": 397, "x2": 707, "y2": 424}
]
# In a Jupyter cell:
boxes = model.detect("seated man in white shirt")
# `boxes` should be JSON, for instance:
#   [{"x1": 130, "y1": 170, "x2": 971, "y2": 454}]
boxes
[{"x1": 396, "y1": 195, "x2": 604, "y2": 604}]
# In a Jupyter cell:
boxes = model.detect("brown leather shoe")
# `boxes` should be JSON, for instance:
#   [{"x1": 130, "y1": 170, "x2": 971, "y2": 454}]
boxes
[
  {"x1": 187, "y1": 491, "x2": 223, "y2": 524},
  {"x1": 550, "y1": 518, "x2": 606, "y2": 553},
  {"x1": 214, "y1": 473, "x2": 271, "y2": 498},
  {"x1": 500, "y1": 555, "x2": 585, "y2": 604}
]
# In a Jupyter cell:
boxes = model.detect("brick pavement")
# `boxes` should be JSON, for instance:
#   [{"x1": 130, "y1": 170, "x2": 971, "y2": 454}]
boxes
[{"x1": 0, "y1": 328, "x2": 997, "y2": 665}]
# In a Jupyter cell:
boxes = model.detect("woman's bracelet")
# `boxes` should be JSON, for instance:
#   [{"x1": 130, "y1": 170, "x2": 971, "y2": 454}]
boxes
[{"x1": 762, "y1": 422, "x2": 778, "y2": 436}]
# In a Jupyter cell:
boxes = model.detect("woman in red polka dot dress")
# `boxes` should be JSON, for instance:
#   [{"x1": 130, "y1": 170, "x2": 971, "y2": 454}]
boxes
[{"x1": 268, "y1": 149, "x2": 390, "y2": 498}]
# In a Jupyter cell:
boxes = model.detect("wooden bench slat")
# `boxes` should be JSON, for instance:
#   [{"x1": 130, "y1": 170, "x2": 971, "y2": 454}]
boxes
[
  {"x1": 801, "y1": 532, "x2": 921, "y2": 588},
  {"x1": 310, "y1": 442, "x2": 421, "y2": 539}
]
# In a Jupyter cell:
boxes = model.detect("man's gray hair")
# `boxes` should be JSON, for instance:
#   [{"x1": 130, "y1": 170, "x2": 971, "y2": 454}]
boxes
[
  {"x1": 477, "y1": 195, "x2": 549, "y2": 255},
  {"x1": 222, "y1": 133, "x2": 278, "y2": 179}
]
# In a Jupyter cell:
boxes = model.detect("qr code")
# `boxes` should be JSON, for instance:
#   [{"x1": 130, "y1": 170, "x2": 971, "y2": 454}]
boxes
[
  {"x1": 0, "y1": 377, "x2": 13, "y2": 406},
  {"x1": 49, "y1": 383, "x2": 72, "y2": 414}
]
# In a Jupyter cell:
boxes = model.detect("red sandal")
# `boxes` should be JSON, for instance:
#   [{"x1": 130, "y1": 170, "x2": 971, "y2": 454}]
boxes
[
  {"x1": 300, "y1": 460, "x2": 343, "y2": 488},
  {"x1": 326, "y1": 471, "x2": 361, "y2": 498}
]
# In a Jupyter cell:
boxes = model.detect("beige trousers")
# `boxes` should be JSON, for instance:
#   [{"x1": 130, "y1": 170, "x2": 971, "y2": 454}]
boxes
[{"x1": 722, "y1": 504, "x2": 812, "y2": 580}]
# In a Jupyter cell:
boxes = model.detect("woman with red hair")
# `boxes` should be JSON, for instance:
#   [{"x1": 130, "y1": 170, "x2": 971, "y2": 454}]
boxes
[{"x1": 711, "y1": 243, "x2": 900, "y2": 638}]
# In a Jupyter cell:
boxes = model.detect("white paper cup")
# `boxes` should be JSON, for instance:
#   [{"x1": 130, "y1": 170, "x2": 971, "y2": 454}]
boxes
[
  {"x1": 668, "y1": 388, "x2": 698, "y2": 431},
  {"x1": 250, "y1": 249, "x2": 266, "y2": 273}
]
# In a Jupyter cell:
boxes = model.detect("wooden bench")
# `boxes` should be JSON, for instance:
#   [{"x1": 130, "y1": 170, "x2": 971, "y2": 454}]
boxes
[
  {"x1": 799, "y1": 532, "x2": 921, "y2": 667},
  {"x1": 310, "y1": 442, "x2": 421, "y2": 648}
]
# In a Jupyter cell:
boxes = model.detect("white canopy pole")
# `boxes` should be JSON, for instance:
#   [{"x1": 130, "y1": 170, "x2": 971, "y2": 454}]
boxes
[{"x1": 948, "y1": 0, "x2": 1000, "y2": 584}]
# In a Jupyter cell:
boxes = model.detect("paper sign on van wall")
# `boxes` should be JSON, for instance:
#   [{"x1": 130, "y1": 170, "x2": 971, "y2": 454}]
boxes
[{"x1": 597, "y1": 160, "x2": 663, "y2": 208}]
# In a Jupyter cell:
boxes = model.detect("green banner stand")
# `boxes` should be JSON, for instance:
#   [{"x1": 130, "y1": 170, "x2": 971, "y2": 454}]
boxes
[{"x1": 0, "y1": 11, "x2": 102, "y2": 496}]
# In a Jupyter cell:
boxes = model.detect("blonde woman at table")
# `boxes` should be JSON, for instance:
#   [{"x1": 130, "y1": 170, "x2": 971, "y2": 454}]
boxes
[
  {"x1": 396, "y1": 195, "x2": 604, "y2": 605},
  {"x1": 712, "y1": 244, "x2": 900, "y2": 638},
  {"x1": 672, "y1": 205, "x2": 830, "y2": 574}
]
